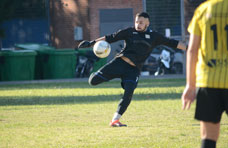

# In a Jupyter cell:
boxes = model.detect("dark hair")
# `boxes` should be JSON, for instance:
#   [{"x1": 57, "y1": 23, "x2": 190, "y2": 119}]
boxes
[{"x1": 136, "y1": 12, "x2": 150, "y2": 20}]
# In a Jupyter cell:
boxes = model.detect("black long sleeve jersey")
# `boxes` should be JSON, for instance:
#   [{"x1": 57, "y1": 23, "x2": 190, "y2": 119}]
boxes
[{"x1": 105, "y1": 27, "x2": 179, "y2": 70}]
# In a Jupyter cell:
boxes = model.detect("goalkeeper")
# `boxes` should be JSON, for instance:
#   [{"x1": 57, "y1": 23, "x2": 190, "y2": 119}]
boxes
[{"x1": 79, "y1": 12, "x2": 187, "y2": 127}]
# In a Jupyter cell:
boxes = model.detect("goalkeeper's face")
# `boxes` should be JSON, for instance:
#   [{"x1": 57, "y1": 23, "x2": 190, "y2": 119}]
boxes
[{"x1": 135, "y1": 16, "x2": 150, "y2": 32}]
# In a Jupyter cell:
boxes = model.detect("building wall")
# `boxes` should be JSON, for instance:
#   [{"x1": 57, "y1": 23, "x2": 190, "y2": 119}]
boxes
[
  {"x1": 49, "y1": 0, "x2": 90, "y2": 48},
  {"x1": 49, "y1": 0, "x2": 143, "y2": 48},
  {"x1": 1, "y1": 0, "x2": 205, "y2": 49},
  {"x1": 89, "y1": 0, "x2": 143, "y2": 40},
  {"x1": 49, "y1": 0, "x2": 206, "y2": 48}
]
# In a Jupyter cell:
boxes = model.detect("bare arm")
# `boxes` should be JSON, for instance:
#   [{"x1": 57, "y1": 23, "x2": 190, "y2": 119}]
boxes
[
  {"x1": 95, "y1": 36, "x2": 105, "y2": 42},
  {"x1": 177, "y1": 41, "x2": 188, "y2": 50},
  {"x1": 186, "y1": 34, "x2": 201, "y2": 88},
  {"x1": 181, "y1": 33, "x2": 201, "y2": 110}
]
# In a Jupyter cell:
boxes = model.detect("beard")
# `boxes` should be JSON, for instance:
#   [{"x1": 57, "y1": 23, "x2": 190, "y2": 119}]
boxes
[{"x1": 136, "y1": 25, "x2": 148, "y2": 32}]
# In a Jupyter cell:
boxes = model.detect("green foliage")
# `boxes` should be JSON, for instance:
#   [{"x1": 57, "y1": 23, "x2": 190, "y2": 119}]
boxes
[
  {"x1": 11, "y1": 0, "x2": 46, "y2": 18},
  {"x1": 0, "y1": 79, "x2": 227, "y2": 147},
  {"x1": 0, "y1": 0, "x2": 18, "y2": 38}
]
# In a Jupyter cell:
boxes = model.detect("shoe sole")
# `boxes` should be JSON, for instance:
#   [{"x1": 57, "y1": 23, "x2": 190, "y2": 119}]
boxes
[{"x1": 110, "y1": 124, "x2": 127, "y2": 127}]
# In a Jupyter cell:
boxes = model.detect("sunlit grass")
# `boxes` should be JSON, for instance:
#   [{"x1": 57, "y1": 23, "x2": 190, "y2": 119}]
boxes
[{"x1": 0, "y1": 78, "x2": 227, "y2": 148}]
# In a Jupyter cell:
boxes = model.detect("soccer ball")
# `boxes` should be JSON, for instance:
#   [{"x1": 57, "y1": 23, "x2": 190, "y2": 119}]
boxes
[{"x1": 93, "y1": 41, "x2": 111, "y2": 58}]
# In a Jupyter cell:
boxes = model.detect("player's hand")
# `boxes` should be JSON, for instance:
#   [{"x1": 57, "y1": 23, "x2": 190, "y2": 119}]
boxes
[
  {"x1": 181, "y1": 86, "x2": 196, "y2": 110},
  {"x1": 78, "y1": 40, "x2": 96, "y2": 48}
]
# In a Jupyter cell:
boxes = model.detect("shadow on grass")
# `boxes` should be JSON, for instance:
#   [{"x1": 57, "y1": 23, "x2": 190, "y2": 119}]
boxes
[
  {"x1": 0, "y1": 93, "x2": 182, "y2": 106},
  {"x1": 0, "y1": 79, "x2": 185, "y2": 90}
]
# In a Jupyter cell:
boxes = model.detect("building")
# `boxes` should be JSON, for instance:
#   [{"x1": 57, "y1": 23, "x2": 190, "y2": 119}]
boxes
[
  {"x1": 1, "y1": 0, "x2": 205, "y2": 58},
  {"x1": 49, "y1": 0, "x2": 143, "y2": 53}
]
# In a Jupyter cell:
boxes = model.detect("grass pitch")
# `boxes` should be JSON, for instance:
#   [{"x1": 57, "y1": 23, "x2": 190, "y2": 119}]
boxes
[{"x1": 0, "y1": 78, "x2": 227, "y2": 148}]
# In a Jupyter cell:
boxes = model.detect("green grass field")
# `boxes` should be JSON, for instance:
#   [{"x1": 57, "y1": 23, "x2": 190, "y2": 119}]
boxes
[{"x1": 0, "y1": 78, "x2": 227, "y2": 148}]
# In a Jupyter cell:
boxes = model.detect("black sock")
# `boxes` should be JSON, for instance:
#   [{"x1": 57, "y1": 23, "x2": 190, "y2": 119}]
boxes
[{"x1": 201, "y1": 139, "x2": 216, "y2": 148}]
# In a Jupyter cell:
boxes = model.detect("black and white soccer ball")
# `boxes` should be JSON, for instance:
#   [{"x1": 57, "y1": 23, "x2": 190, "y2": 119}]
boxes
[{"x1": 93, "y1": 41, "x2": 111, "y2": 58}]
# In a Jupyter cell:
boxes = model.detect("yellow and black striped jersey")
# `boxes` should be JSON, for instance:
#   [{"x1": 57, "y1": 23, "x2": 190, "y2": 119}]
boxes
[{"x1": 188, "y1": 0, "x2": 228, "y2": 89}]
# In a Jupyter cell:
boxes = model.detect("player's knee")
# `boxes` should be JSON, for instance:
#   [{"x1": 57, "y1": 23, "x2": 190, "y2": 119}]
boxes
[
  {"x1": 122, "y1": 81, "x2": 137, "y2": 91},
  {"x1": 88, "y1": 72, "x2": 107, "y2": 86},
  {"x1": 88, "y1": 73, "x2": 98, "y2": 85},
  {"x1": 200, "y1": 122, "x2": 220, "y2": 141}
]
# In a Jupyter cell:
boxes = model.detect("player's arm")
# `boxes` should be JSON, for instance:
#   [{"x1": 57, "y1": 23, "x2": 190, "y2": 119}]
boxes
[
  {"x1": 78, "y1": 28, "x2": 131, "y2": 48},
  {"x1": 155, "y1": 32, "x2": 187, "y2": 50},
  {"x1": 95, "y1": 36, "x2": 105, "y2": 42},
  {"x1": 78, "y1": 36, "x2": 106, "y2": 48},
  {"x1": 96, "y1": 27, "x2": 130, "y2": 43},
  {"x1": 177, "y1": 41, "x2": 188, "y2": 50},
  {"x1": 181, "y1": 33, "x2": 201, "y2": 110},
  {"x1": 105, "y1": 27, "x2": 131, "y2": 43},
  {"x1": 186, "y1": 34, "x2": 200, "y2": 89}
]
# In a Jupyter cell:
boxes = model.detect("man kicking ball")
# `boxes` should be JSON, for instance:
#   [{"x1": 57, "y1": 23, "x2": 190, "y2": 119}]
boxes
[{"x1": 79, "y1": 12, "x2": 187, "y2": 127}]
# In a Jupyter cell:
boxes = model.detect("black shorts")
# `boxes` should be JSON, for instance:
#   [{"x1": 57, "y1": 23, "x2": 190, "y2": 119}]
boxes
[
  {"x1": 195, "y1": 87, "x2": 228, "y2": 123},
  {"x1": 98, "y1": 57, "x2": 140, "y2": 86}
]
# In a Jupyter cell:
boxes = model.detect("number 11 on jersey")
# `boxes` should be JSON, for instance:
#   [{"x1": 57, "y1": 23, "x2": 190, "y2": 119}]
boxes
[{"x1": 211, "y1": 24, "x2": 228, "y2": 51}]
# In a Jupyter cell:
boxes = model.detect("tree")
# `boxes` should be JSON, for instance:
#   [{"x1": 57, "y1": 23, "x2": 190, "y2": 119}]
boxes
[{"x1": 0, "y1": 0, "x2": 19, "y2": 38}]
